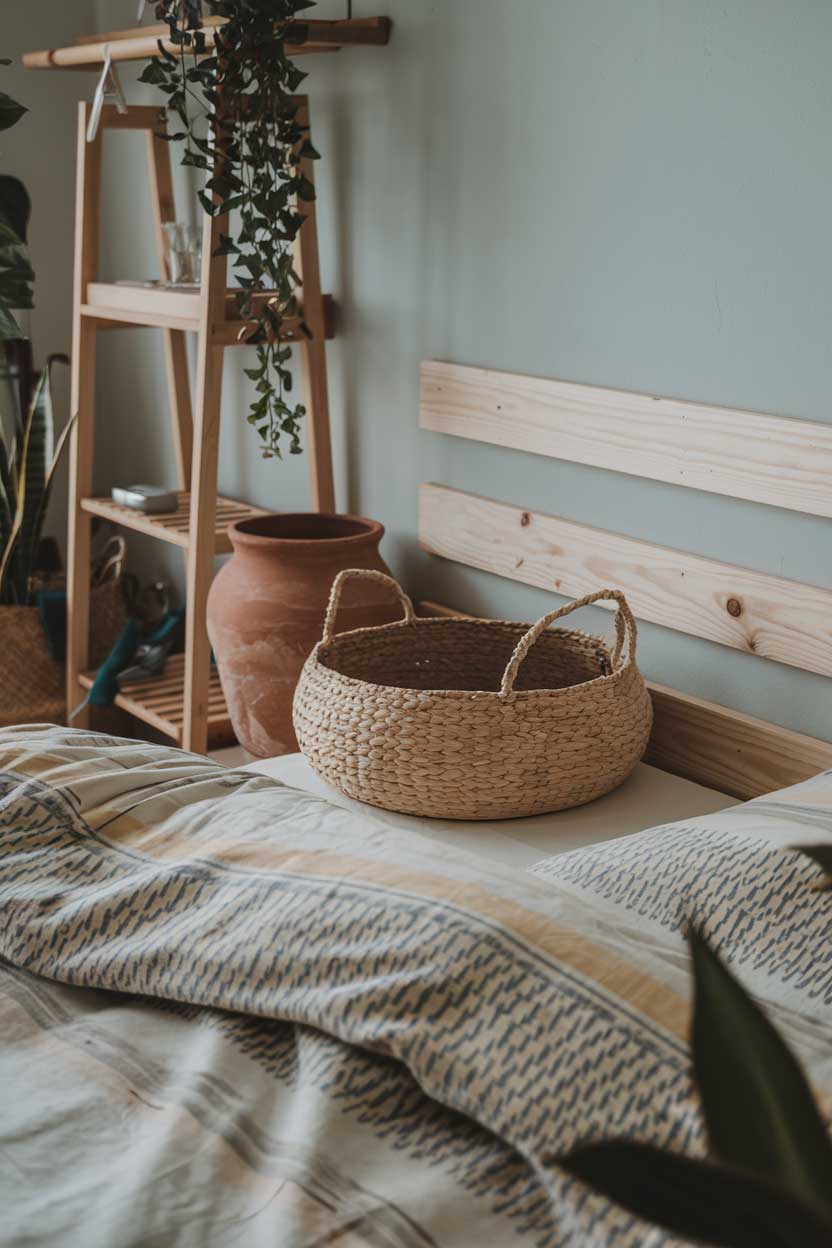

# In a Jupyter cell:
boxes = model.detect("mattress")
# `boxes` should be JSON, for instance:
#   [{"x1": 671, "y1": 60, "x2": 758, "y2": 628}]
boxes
[
  {"x1": 242, "y1": 753, "x2": 734, "y2": 866},
  {"x1": 1, "y1": 725, "x2": 828, "y2": 1248}
]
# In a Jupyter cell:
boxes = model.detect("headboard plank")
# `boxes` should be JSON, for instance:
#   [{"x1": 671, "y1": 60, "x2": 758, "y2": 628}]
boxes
[
  {"x1": 418, "y1": 600, "x2": 832, "y2": 800},
  {"x1": 420, "y1": 360, "x2": 832, "y2": 519},
  {"x1": 419, "y1": 483, "x2": 832, "y2": 679}
]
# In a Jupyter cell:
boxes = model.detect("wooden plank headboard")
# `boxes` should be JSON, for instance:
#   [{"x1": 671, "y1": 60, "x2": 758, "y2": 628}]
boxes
[
  {"x1": 420, "y1": 360, "x2": 832, "y2": 517},
  {"x1": 418, "y1": 360, "x2": 832, "y2": 800}
]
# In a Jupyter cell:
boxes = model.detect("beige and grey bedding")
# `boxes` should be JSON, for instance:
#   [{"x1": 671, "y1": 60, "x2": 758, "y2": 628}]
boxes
[{"x1": 0, "y1": 725, "x2": 829, "y2": 1246}]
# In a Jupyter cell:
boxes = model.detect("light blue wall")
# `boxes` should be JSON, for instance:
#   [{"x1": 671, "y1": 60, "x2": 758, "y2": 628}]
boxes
[{"x1": 27, "y1": 1, "x2": 832, "y2": 741}]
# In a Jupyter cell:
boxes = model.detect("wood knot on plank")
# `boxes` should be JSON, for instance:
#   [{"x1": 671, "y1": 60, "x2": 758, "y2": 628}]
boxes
[{"x1": 726, "y1": 597, "x2": 743, "y2": 618}]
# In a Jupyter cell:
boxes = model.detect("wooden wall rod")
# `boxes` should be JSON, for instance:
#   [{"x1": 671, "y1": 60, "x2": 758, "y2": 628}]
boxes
[{"x1": 24, "y1": 17, "x2": 391, "y2": 70}]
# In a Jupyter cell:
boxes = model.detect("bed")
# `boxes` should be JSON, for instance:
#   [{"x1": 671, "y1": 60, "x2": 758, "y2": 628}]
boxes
[
  {"x1": 1, "y1": 361, "x2": 831, "y2": 1247},
  {"x1": 1, "y1": 724, "x2": 830, "y2": 1248}
]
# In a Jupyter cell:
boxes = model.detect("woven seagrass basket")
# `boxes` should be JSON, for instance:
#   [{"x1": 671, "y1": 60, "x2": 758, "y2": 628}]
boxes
[
  {"x1": 293, "y1": 569, "x2": 653, "y2": 821},
  {"x1": 0, "y1": 575, "x2": 127, "y2": 729}
]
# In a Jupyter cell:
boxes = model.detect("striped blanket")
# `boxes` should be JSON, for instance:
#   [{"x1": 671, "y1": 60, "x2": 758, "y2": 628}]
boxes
[{"x1": 0, "y1": 725, "x2": 829, "y2": 1247}]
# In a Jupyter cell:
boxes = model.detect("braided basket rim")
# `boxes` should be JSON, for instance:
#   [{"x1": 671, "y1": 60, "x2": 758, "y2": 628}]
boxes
[{"x1": 306, "y1": 614, "x2": 638, "y2": 702}]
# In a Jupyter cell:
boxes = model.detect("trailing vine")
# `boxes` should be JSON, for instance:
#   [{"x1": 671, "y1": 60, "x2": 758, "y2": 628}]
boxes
[{"x1": 140, "y1": 0, "x2": 319, "y2": 458}]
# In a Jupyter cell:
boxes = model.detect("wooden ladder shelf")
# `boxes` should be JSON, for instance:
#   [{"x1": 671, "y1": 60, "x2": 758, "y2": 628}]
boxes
[{"x1": 66, "y1": 99, "x2": 335, "y2": 753}]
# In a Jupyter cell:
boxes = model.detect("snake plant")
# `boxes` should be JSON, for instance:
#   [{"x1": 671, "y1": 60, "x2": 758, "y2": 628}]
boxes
[
  {"x1": 0, "y1": 67, "x2": 74, "y2": 606},
  {"x1": 0, "y1": 352, "x2": 72, "y2": 605}
]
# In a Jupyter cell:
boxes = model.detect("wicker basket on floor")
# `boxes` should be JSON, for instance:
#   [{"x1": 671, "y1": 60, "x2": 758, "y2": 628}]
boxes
[
  {"x1": 0, "y1": 576, "x2": 127, "y2": 729},
  {"x1": 293, "y1": 570, "x2": 653, "y2": 820}
]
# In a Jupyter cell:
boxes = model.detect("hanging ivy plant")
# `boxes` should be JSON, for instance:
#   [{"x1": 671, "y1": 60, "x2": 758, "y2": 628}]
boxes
[{"x1": 140, "y1": 0, "x2": 319, "y2": 459}]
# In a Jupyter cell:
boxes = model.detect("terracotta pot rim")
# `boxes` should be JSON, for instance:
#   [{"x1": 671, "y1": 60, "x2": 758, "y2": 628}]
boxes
[{"x1": 228, "y1": 512, "x2": 386, "y2": 550}]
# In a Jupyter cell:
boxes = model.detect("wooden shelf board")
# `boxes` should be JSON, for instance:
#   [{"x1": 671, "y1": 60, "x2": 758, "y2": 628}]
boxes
[
  {"x1": 79, "y1": 652, "x2": 235, "y2": 748},
  {"x1": 24, "y1": 17, "x2": 391, "y2": 70},
  {"x1": 80, "y1": 491, "x2": 269, "y2": 554},
  {"x1": 82, "y1": 283, "x2": 335, "y2": 342},
  {"x1": 85, "y1": 282, "x2": 200, "y2": 329}
]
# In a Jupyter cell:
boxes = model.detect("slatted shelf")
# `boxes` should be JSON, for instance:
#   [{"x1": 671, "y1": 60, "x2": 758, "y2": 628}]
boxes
[
  {"x1": 83, "y1": 283, "x2": 336, "y2": 343},
  {"x1": 80, "y1": 492, "x2": 268, "y2": 553},
  {"x1": 78, "y1": 653, "x2": 234, "y2": 748}
]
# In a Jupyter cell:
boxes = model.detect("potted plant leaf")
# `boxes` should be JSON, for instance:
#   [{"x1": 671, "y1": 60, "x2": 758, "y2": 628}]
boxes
[{"x1": 560, "y1": 898, "x2": 832, "y2": 1247}]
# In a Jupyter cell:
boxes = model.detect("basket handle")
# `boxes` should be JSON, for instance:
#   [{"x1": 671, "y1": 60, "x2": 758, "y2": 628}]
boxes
[
  {"x1": 499, "y1": 588, "x2": 638, "y2": 697},
  {"x1": 322, "y1": 568, "x2": 416, "y2": 643}
]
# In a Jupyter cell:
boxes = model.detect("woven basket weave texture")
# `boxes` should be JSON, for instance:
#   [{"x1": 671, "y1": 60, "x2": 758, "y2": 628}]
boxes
[
  {"x1": 0, "y1": 578, "x2": 127, "y2": 728},
  {"x1": 294, "y1": 570, "x2": 653, "y2": 820}
]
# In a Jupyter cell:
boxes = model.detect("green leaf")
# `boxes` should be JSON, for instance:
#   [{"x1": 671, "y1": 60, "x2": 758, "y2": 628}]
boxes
[
  {"x1": 0, "y1": 366, "x2": 46, "y2": 601},
  {"x1": 0, "y1": 425, "x2": 12, "y2": 561},
  {"x1": 0, "y1": 176, "x2": 31, "y2": 245},
  {"x1": 0, "y1": 303, "x2": 22, "y2": 342},
  {"x1": 138, "y1": 60, "x2": 168, "y2": 85},
  {"x1": 0, "y1": 92, "x2": 26, "y2": 132},
  {"x1": 197, "y1": 189, "x2": 217, "y2": 217},
  {"x1": 17, "y1": 354, "x2": 65, "y2": 595},
  {"x1": 0, "y1": 243, "x2": 35, "y2": 328},
  {"x1": 218, "y1": 194, "x2": 245, "y2": 213},
  {"x1": 156, "y1": 38, "x2": 179, "y2": 64},
  {"x1": 0, "y1": 356, "x2": 72, "y2": 604},
  {"x1": 0, "y1": 221, "x2": 23, "y2": 249},
  {"x1": 690, "y1": 930, "x2": 832, "y2": 1218},
  {"x1": 25, "y1": 413, "x2": 75, "y2": 606},
  {"x1": 213, "y1": 234, "x2": 240, "y2": 257},
  {"x1": 792, "y1": 843, "x2": 832, "y2": 889},
  {"x1": 560, "y1": 1141, "x2": 832, "y2": 1248}
]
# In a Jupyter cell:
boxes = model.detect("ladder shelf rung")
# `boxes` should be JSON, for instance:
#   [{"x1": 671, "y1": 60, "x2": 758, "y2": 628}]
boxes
[
  {"x1": 80, "y1": 492, "x2": 269, "y2": 554},
  {"x1": 82, "y1": 283, "x2": 336, "y2": 342}
]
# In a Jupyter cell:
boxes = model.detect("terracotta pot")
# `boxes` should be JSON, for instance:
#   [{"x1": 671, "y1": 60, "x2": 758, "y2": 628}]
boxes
[{"x1": 207, "y1": 513, "x2": 397, "y2": 757}]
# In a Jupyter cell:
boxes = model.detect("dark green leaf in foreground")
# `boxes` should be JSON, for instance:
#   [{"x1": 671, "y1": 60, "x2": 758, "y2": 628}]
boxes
[
  {"x1": 690, "y1": 929, "x2": 832, "y2": 1220},
  {"x1": 792, "y1": 843, "x2": 832, "y2": 890},
  {"x1": 561, "y1": 1140, "x2": 832, "y2": 1248}
]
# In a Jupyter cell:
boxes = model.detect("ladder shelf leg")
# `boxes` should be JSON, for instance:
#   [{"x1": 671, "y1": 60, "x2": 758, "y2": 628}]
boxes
[
  {"x1": 146, "y1": 126, "x2": 194, "y2": 489},
  {"x1": 295, "y1": 98, "x2": 336, "y2": 514},
  {"x1": 66, "y1": 102, "x2": 102, "y2": 725},
  {"x1": 182, "y1": 188, "x2": 227, "y2": 755}
]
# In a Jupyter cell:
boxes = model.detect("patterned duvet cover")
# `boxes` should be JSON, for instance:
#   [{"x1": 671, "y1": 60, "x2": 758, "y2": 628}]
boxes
[{"x1": 0, "y1": 725, "x2": 829, "y2": 1247}]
